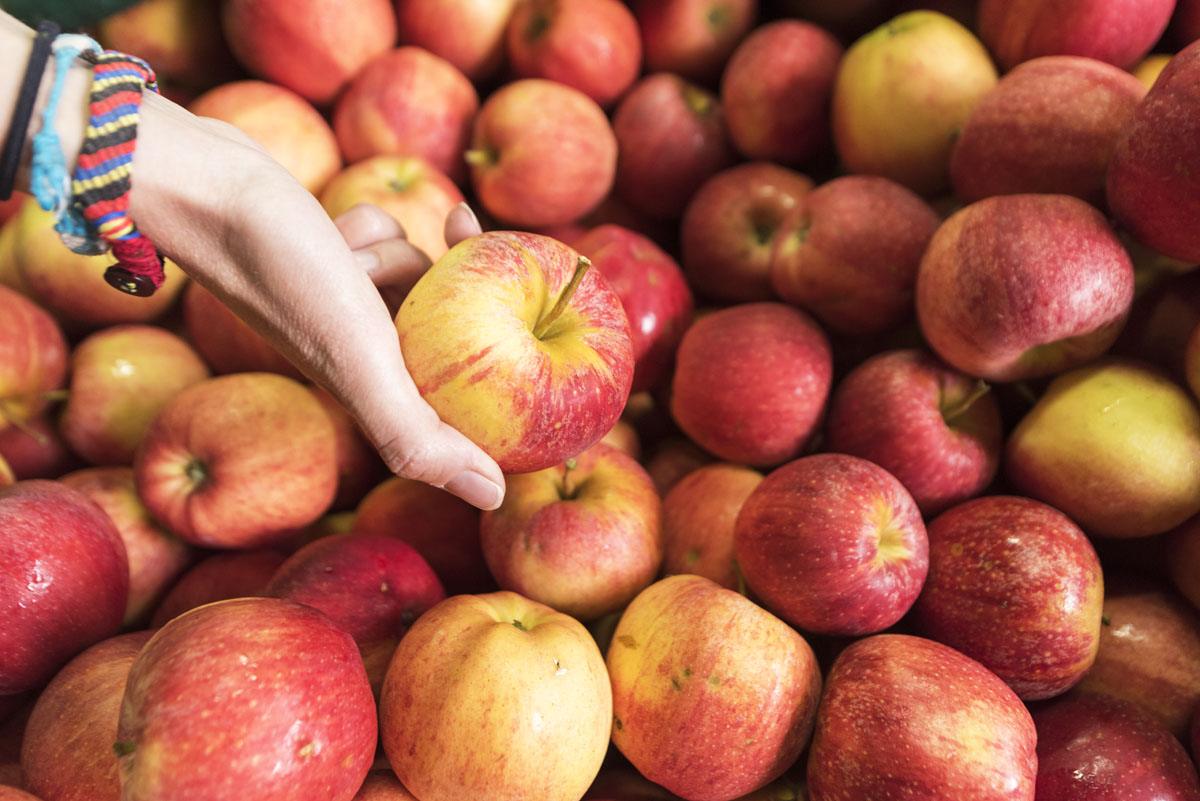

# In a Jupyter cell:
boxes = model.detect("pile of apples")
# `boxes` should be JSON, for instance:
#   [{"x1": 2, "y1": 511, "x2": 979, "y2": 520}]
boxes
[{"x1": 3, "y1": 0, "x2": 1200, "y2": 799}]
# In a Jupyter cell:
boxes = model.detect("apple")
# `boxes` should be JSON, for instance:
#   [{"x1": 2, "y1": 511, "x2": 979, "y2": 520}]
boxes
[
  {"x1": 0, "y1": 481, "x2": 128, "y2": 694},
  {"x1": 380, "y1": 592, "x2": 611, "y2": 801},
  {"x1": 0, "y1": 285, "x2": 66, "y2": 434},
  {"x1": 319, "y1": 156, "x2": 463, "y2": 263},
  {"x1": 395, "y1": 0, "x2": 516, "y2": 81},
  {"x1": 1114, "y1": 270, "x2": 1200, "y2": 376},
  {"x1": 680, "y1": 163, "x2": 812, "y2": 302},
  {"x1": 1169, "y1": 515, "x2": 1200, "y2": 609},
  {"x1": 0, "y1": 789, "x2": 36, "y2": 800},
  {"x1": 0, "y1": 192, "x2": 23, "y2": 226},
  {"x1": 720, "y1": 21, "x2": 842, "y2": 166},
  {"x1": 333, "y1": 48, "x2": 478, "y2": 183},
  {"x1": 117, "y1": 598, "x2": 376, "y2": 801},
  {"x1": 1134, "y1": 53, "x2": 1173, "y2": 88},
  {"x1": 20, "y1": 631, "x2": 151, "y2": 801},
  {"x1": 354, "y1": 772, "x2": 419, "y2": 801},
  {"x1": 190, "y1": 81, "x2": 341, "y2": 194},
  {"x1": 1035, "y1": 695, "x2": 1200, "y2": 801},
  {"x1": 735, "y1": 454, "x2": 928, "y2": 636},
  {"x1": 1072, "y1": 579, "x2": 1200, "y2": 738},
  {"x1": 1174, "y1": 0, "x2": 1200, "y2": 46},
  {"x1": 1007, "y1": 360, "x2": 1200, "y2": 538},
  {"x1": 221, "y1": 0, "x2": 395, "y2": 104},
  {"x1": 61, "y1": 467, "x2": 193, "y2": 626},
  {"x1": 396, "y1": 230, "x2": 633, "y2": 473},
  {"x1": 1186, "y1": 324, "x2": 1200, "y2": 402},
  {"x1": 633, "y1": 0, "x2": 758, "y2": 83},
  {"x1": 808, "y1": 634, "x2": 1036, "y2": 801},
  {"x1": 0, "y1": 456, "x2": 10, "y2": 486},
  {"x1": 0, "y1": 414, "x2": 78, "y2": 480},
  {"x1": 467, "y1": 80, "x2": 617, "y2": 227},
  {"x1": 832, "y1": 11, "x2": 997, "y2": 196},
  {"x1": 771, "y1": 176, "x2": 939, "y2": 336},
  {"x1": 646, "y1": 437, "x2": 714, "y2": 495},
  {"x1": 1108, "y1": 41, "x2": 1200, "y2": 264},
  {"x1": 917, "y1": 195, "x2": 1134, "y2": 382},
  {"x1": 608, "y1": 575, "x2": 822, "y2": 801},
  {"x1": 134, "y1": 373, "x2": 338, "y2": 548},
  {"x1": 60, "y1": 325, "x2": 209, "y2": 466},
  {"x1": 950, "y1": 56, "x2": 1145, "y2": 207},
  {"x1": 150, "y1": 549, "x2": 285, "y2": 628},
  {"x1": 97, "y1": 0, "x2": 236, "y2": 89},
  {"x1": 506, "y1": 0, "x2": 641, "y2": 107},
  {"x1": 0, "y1": 212, "x2": 27, "y2": 294},
  {"x1": 825, "y1": 349, "x2": 1002, "y2": 516},
  {"x1": 600, "y1": 419, "x2": 640, "y2": 459},
  {"x1": 181, "y1": 282, "x2": 302, "y2": 379},
  {"x1": 978, "y1": 0, "x2": 1175, "y2": 70},
  {"x1": 308, "y1": 388, "x2": 386, "y2": 512},
  {"x1": 671, "y1": 303, "x2": 831, "y2": 466},
  {"x1": 481, "y1": 442, "x2": 662, "y2": 621},
  {"x1": 662, "y1": 463, "x2": 762, "y2": 589}
]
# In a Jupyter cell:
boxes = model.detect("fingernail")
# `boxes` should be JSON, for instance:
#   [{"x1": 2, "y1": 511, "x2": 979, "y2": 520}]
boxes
[
  {"x1": 445, "y1": 470, "x2": 503, "y2": 510},
  {"x1": 456, "y1": 201, "x2": 480, "y2": 229},
  {"x1": 355, "y1": 249, "x2": 381, "y2": 273}
]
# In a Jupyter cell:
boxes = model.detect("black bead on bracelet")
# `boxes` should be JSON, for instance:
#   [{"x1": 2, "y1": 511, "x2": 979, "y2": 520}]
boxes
[{"x1": 0, "y1": 19, "x2": 60, "y2": 201}]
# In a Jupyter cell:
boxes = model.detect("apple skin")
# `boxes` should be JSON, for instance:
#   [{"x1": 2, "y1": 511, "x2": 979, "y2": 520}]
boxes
[
  {"x1": 825, "y1": 350, "x2": 1001, "y2": 516},
  {"x1": 1188, "y1": 322, "x2": 1200, "y2": 403},
  {"x1": 97, "y1": 0, "x2": 236, "y2": 89},
  {"x1": 916, "y1": 195, "x2": 1134, "y2": 382},
  {"x1": 0, "y1": 212, "x2": 26, "y2": 295},
  {"x1": 0, "y1": 414, "x2": 78, "y2": 480},
  {"x1": 149, "y1": 549, "x2": 285, "y2": 628},
  {"x1": 117, "y1": 598, "x2": 376, "y2": 801},
  {"x1": 1007, "y1": 361, "x2": 1200, "y2": 538},
  {"x1": 721, "y1": 21, "x2": 842, "y2": 166},
  {"x1": 1107, "y1": 41, "x2": 1200, "y2": 264},
  {"x1": 662, "y1": 463, "x2": 763, "y2": 589},
  {"x1": 735, "y1": 454, "x2": 928, "y2": 636},
  {"x1": 0, "y1": 789, "x2": 37, "y2": 800},
  {"x1": 60, "y1": 325, "x2": 209, "y2": 467},
  {"x1": 19, "y1": 631, "x2": 151, "y2": 801},
  {"x1": 0, "y1": 285, "x2": 67, "y2": 434},
  {"x1": 395, "y1": 0, "x2": 516, "y2": 81},
  {"x1": 913, "y1": 496, "x2": 1103, "y2": 700},
  {"x1": 950, "y1": 56, "x2": 1146, "y2": 207},
  {"x1": 680, "y1": 163, "x2": 812, "y2": 302},
  {"x1": 190, "y1": 80, "x2": 341, "y2": 194},
  {"x1": 181, "y1": 282, "x2": 302, "y2": 379},
  {"x1": 333, "y1": 48, "x2": 478, "y2": 184},
  {"x1": 1169, "y1": 515, "x2": 1200, "y2": 610},
  {"x1": 978, "y1": 0, "x2": 1175, "y2": 70},
  {"x1": 1034, "y1": 695, "x2": 1200, "y2": 801},
  {"x1": 600, "y1": 419, "x2": 640, "y2": 459},
  {"x1": 771, "y1": 176, "x2": 940, "y2": 336},
  {"x1": 1174, "y1": 0, "x2": 1200, "y2": 46},
  {"x1": 481, "y1": 443, "x2": 662, "y2": 621},
  {"x1": 832, "y1": 11, "x2": 997, "y2": 196},
  {"x1": 671, "y1": 303, "x2": 832, "y2": 466},
  {"x1": 1134, "y1": 53, "x2": 1173, "y2": 88},
  {"x1": 60, "y1": 468, "x2": 193, "y2": 626},
  {"x1": 633, "y1": 0, "x2": 758, "y2": 83},
  {"x1": 0, "y1": 456, "x2": 11, "y2": 486},
  {"x1": 613, "y1": 74, "x2": 735, "y2": 221},
  {"x1": 574, "y1": 225, "x2": 694, "y2": 393},
  {"x1": 1114, "y1": 270, "x2": 1200, "y2": 379},
  {"x1": 0, "y1": 480, "x2": 128, "y2": 695},
  {"x1": 221, "y1": 0, "x2": 395, "y2": 104},
  {"x1": 468, "y1": 80, "x2": 617, "y2": 227},
  {"x1": 397, "y1": 231, "x2": 633, "y2": 473},
  {"x1": 308, "y1": 388, "x2": 386, "y2": 512},
  {"x1": 380, "y1": 592, "x2": 612, "y2": 801},
  {"x1": 647, "y1": 437, "x2": 715, "y2": 495},
  {"x1": 608, "y1": 575, "x2": 822, "y2": 801},
  {"x1": 134, "y1": 373, "x2": 338, "y2": 548},
  {"x1": 354, "y1": 772, "x2": 419, "y2": 801},
  {"x1": 808, "y1": 634, "x2": 1037, "y2": 801}
]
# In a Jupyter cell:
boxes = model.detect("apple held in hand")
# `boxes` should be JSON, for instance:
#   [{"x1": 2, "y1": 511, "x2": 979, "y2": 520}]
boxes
[
  {"x1": 397, "y1": 231, "x2": 633, "y2": 474},
  {"x1": 150, "y1": 549, "x2": 285, "y2": 628},
  {"x1": 395, "y1": 0, "x2": 516, "y2": 81},
  {"x1": 662, "y1": 463, "x2": 763, "y2": 589},
  {"x1": 0, "y1": 285, "x2": 66, "y2": 433}
]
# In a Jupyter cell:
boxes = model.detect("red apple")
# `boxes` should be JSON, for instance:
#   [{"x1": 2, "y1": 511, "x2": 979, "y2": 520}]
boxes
[
  {"x1": 671, "y1": 303, "x2": 831, "y2": 466},
  {"x1": 0, "y1": 481, "x2": 128, "y2": 694},
  {"x1": 397, "y1": 231, "x2": 633, "y2": 473},
  {"x1": 771, "y1": 175, "x2": 939, "y2": 336},
  {"x1": 1169, "y1": 516, "x2": 1200, "y2": 610},
  {"x1": 309, "y1": 388, "x2": 386, "y2": 512},
  {"x1": 61, "y1": 467, "x2": 193, "y2": 626},
  {"x1": 1174, "y1": 0, "x2": 1200, "y2": 45},
  {"x1": 825, "y1": 349, "x2": 1002, "y2": 515},
  {"x1": 807, "y1": 634, "x2": 1037, "y2": 801},
  {"x1": 97, "y1": 0, "x2": 236, "y2": 89},
  {"x1": 506, "y1": 0, "x2": 641, "y2": 107},
  {"x1": 978, "y1": 0, "x2": 1176, "y2": 69},
  {"x1": 333, "y1": 48, "x2": 478, "y2": 183},
  {"x1": 481, "y1": 443, "x2": 662, "y2": 621},
  {"x1": 0, "y1": 789, "x2": 36, "y2": 800},
  {"x1": 1114, "y1": 270, "x2": 1200, "y2": 378},
  {"x1": 646, "y1": 437, "x2": 714, "y2": 495},
  {"x1": 149, "y1": 549, "x2": 285, "y2": 628},
  {"x1": 117, "y1": 598, "x2": 376, "y2": 801},
  {"x1": 20, "y1": 631, "x2": 151, "y2": 801},
  {"x1": 600, "y1": 419, "x2": 640, "y2": 459},
  {"x1": 680, "y1": 163, "x2": 812, "y2": 302},
  {"x1": 221, "y1": 0, "x2": 396, "y2": 104},
  {"x1": 60, "y1": 325, "x2": 209, "y2": 466},
  {"x1": 916, "y1": 194, "x2": 1135, "y2": 382},
  {"x1": 634, "y1": 0, "x2": 758, "y2": 83},
  {"x1": 950, "y1": 56, "x2": 1146, "y2": 207},
  {"x1": 181, "y1": 282, "x2": 302, "y2": 379},
  {"x1": 395, "y1": 0, "x2": 516, "y2": 81},
  {"x1": 354, "y1": 772, "x2": 419, "y2": 801},
  {"x1": 134, "y1": 373, "x2": 338, "y2": 548},
  {"x1": 720, "y1": 20, "x2": 842, "y2": 165},
  {"x1": 735, "y1": 454, "x2": 928, "y2": 636},
  {"x1": 1108, "y1": 41, "x2": 1200, "y2": 264},
  {"x1": 0, "y1": 286, "x2": 66, "y2": 434},
  {"x1": 573, "y1": 225, "x2": 694, "y2": 393},
  {"x1": 467, "y1": 80, "x2": 617, "y2": 227},
  {"x1": 662, "y1": 463, "x2": 762, "y2": 590},
  {"x1": 0, "y1": 414, "x2": 78, "y2": 480}
]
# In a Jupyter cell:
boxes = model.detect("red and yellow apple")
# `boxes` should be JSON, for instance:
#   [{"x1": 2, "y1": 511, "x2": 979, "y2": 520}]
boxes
[
  {"x1": 662, "y1": 463, "x2": 762, "y2": 589},
  {"x1": 0, "y1": 285, "x2": 66, "y2": 434},
  {"x1": 97, "y1": 0, "x2": 236, "y2": 89},
  {"x1": 633, "y1": 0, "x2": 758, "y2": 82},
  {"x1": 181, "y1": 282, "x2": 302, "y2": 379},
  {"x1": 394, "y1": 0, "x2": 516, "y2": 81}
]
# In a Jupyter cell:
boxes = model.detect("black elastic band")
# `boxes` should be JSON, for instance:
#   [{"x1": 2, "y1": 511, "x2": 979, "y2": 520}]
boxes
[{"x1": 0, "y1": 20, "x2": 60, "y2": 201}]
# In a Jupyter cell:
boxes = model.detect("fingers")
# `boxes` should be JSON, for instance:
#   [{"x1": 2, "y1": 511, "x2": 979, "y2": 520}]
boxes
[
  {"x1": 335, "y1": 203, "x2": 406, "y2": 249},
  {"x1": 444, "y1": 202, "x2": 482, "y2": 248}
]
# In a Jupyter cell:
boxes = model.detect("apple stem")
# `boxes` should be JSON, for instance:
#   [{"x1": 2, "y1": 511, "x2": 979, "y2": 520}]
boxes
[
  {"x1": 941, "y1": 380, "x2": 991, "y2": 425},
  {"x1": 533, "y1": 257, "x2": 591, "y2": 340},
  {"x1": 0, "y1": 398, "x2": 49, "y2": 446},
  {"x1": 732, "y1": 560, "x2": 749, "y2": 598}
]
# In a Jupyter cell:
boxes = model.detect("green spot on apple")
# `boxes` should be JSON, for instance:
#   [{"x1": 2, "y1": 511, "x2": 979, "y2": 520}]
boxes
[
  {"x1": 708, "y1": 675, "x2": 721, "y2": 687},
  {"x1": 113, "y1": 740, "x2": 136, "y2": 757},
  {"x1": 464, "y1": 147, "x2": 498, "y2": 168},
  {"x1": 683, "y1": 667, "x2": 692, "y2": 678},
  {"x1": 1102, "y1": 615, "x2": 1111, "y2": 626},
  {"x1": 685, "y1": 548, "x2": 701, "y2": 564},
  {"x1": 512, "y1": 619, "x2": 528, "y2": 632},
  {"x1": 706, "y1": 3, "x2": 729, "y2": 28},
  {"x1": 681, "y1": 82, "x2": 715, "y2": 117}
]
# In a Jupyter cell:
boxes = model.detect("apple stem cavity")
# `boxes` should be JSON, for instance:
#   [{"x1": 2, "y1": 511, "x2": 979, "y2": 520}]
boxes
[
  {"x1": 681, "y1": 83, "x2": 715, "y2": 117},
  {"x1": 185, "y1": 458, "x2": 209, "y2": 489},
  {"x1": 511, "y1": 618, "x2": 528, "y2": 632},
  {"x1": 533, "y1": 257, "x2": 591, "y2": 340},
  {"x1": 113, "y1": 740, "x2": 136, "y2": 757},
  {"x1": 940, "y1": 379, "x2": 991, "y2": 425}
]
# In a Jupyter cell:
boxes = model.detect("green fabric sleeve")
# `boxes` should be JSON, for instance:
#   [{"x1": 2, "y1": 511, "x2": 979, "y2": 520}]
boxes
[{"x1": 1, "y1": 0, "x2": 141, "y2": 30}]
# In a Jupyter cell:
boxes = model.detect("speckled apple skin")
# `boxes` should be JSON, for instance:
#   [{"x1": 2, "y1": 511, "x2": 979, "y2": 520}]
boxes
[
  {"x1": 150, "y1": 549, "x2": 285, "y2": 628},
  {"x1": 662, "y1": 463, "x2": 763, "y2": 589}
]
